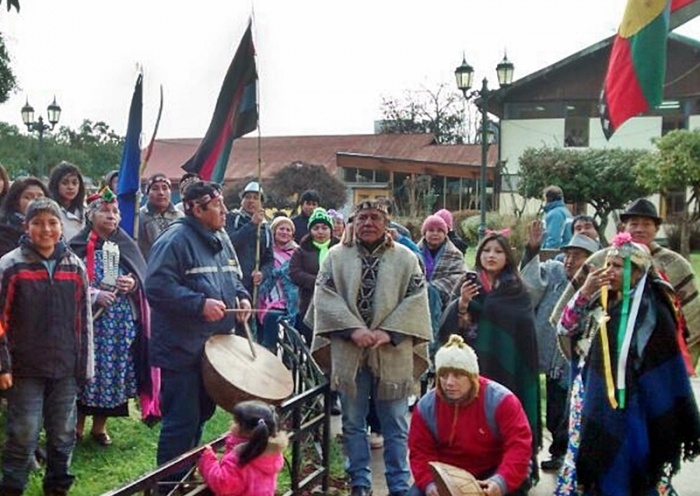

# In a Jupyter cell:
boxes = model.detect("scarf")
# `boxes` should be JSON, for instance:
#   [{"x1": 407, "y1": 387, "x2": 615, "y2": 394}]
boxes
[
  {"x1": 418, "y1": 238, "x2": 466, "y2": 307},
  {"x1": 312, "y1": 239, "x2": 331, "y2": 266}
]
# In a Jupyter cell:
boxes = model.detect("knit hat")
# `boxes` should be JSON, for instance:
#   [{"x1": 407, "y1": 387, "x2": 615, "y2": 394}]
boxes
[
  {"x1": 435, "y1": 209, "x2": 453, "y2": 230},
  {"x1": 270, "y1": 215, "x2": 295, "y2": 234},
  {"x1": 421, "y1": 214, "x2": 448, "y2": 236},
  {"x1": 327, "y1": 209, "x2": 344, "y2": 223},
  {"x1": 25, "y1": 197, "x2": 62, "y2": 224},
  {"x1": 308, "y1": 207, "x2": 333, "y2": 230},
  {"x1": 435, "y1": 335, "x2": 479, "y2": 375}
]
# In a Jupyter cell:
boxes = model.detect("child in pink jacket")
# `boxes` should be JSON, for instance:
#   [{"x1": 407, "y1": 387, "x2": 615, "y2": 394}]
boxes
[{"x1": 199, "y1": 400, "x2": 288, "y2": 496}]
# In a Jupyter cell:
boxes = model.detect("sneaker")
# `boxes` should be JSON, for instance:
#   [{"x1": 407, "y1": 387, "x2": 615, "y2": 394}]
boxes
[
  {"x1": 540, "y1": 456, "x2": 563, "y2": 472},
  {"x1": 368, "y1": 432, "x2": 384, "y2": 450}
]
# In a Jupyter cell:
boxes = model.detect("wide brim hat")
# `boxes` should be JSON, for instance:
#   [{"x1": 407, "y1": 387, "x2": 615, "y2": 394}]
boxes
[
  {"x1": 561, "y1": 233, "x2": 599, "y2": 255},
  {"x1": 619, "y1": 198, "x2": 662, "y2": 225}
]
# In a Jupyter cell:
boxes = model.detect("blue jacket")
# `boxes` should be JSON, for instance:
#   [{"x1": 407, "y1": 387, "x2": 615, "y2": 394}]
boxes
[
  {"x1": 146, "y1": 216, "x2": 250, "y2": 371},
  {"x1": 224, "y1": 209, "x2": 274, "y2": 295},
  {"x1": 542, "y1": 200, "x2": 572, "y2": 249}
]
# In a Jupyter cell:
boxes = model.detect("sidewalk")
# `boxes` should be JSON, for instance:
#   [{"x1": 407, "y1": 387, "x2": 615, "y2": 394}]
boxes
[{"x1": 332, "y1": 378, "x2": 700, "y2": 495}]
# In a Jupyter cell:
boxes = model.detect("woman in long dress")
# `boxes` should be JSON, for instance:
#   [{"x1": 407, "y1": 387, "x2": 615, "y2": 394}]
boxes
[{"x1": 69, "y1": 188, "x2": 156, "y2": 445}]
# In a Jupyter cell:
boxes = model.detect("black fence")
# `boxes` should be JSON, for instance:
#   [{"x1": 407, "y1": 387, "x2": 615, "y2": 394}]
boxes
[{"x1": 104, "y1": 320, "x2": 331, "y2": 496}]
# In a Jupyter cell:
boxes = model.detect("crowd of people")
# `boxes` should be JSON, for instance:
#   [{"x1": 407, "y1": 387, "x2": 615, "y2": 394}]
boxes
[{"x1": 0, "y1": 166, "x2": 698, "y2": 496}]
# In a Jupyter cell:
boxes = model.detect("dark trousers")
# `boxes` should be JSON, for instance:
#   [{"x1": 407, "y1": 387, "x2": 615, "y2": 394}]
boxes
[
  {"x1": 545, "y1": 376, "x2": 568, "y2": 458},
  {"x1": 0, "y1": 377, "x2": 77, "y2": 494},
  {"x1": 157, "y1": 368, "x2": 216, "y2": 491}
]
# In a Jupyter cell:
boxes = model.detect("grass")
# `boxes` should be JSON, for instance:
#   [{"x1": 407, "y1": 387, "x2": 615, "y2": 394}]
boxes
[
  {"x1": 1, "y1": 402, "x2": 346, "y2": 496},
  {"x1": 0, "y1": 403, "x2": 230, "y2": 496}
]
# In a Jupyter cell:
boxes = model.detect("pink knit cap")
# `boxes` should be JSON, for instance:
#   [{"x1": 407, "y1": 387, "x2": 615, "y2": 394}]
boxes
[
  {"x1": 421, "y1": 214, "x2": 448, "y2": 236},
  {"x1": 435, "y1": 209, "x2": 454, "y2": 230}
]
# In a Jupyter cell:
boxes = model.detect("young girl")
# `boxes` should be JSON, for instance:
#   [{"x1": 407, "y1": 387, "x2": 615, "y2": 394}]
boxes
[
  {"x1": 48, "y1": 161, "x2": 86, "y2": 241},
  {"x1": 198, "y1": 400, "x2": 288, "y2": 496}
]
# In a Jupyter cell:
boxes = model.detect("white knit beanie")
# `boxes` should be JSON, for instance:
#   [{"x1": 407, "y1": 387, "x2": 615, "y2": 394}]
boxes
[{"x1": 435, "y1": 334, "x2": 479, "y2": 375}]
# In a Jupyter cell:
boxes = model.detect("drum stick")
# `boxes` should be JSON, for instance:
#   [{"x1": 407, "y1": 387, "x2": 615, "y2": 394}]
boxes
[
  {"x1": 233, "y1": 298, "x2": 257, "y2": 360},
  {"x1": 242, "y1": 320, "x2": 258, "y2": 359}
]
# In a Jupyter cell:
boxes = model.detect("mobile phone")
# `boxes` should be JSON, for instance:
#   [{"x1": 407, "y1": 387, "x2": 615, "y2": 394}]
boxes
[{"x1": 465, "y1": 271, "x2": 479, "y2": 285}]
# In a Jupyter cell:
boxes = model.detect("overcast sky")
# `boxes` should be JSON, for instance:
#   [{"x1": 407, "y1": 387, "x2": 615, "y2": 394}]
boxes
[{"x1": 1, "y1": 0, "x2": 699, "y2": 140}]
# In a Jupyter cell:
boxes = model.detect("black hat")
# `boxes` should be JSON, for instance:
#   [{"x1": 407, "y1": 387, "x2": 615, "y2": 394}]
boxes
[{"x1": 619, "y1": 198, "x2": 662, "y2": 225}]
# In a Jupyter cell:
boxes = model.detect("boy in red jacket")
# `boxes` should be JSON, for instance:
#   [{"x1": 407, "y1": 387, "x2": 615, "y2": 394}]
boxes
[
  {"x1": 408, "y1": 335, "x2": 532, "y2": 496},
  {"x1": 0, "y1": 197, "x2": 93, "y2": 496}
]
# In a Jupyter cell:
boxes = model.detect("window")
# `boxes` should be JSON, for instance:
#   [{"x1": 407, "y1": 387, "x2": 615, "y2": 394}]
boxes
[
  {"x1": 663, "y1": 188, "x2": 686, "y2": 220},
  {"x1": 564, "y1": 102, "x2": 596, "y2": 147}
]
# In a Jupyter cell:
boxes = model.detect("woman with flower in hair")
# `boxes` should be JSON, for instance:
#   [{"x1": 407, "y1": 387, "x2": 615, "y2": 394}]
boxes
[
  {"x1": 555, "y1": 233, "x2": 700, "y2": 495},
  {"x1": 69, "y1": 188, "x2": 158, "y2": 445},
  {"x1": 438, "y1": 231, "x2": 540, "y2": 469}
]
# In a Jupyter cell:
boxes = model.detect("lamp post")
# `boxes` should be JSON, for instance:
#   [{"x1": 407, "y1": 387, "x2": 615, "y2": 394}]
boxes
[
  {"x1": 455, "y1": 54, "x2": 514, "y2": 240},
  {"x1": 21, "y1": 97, "x2": 62, "y2": 178}
]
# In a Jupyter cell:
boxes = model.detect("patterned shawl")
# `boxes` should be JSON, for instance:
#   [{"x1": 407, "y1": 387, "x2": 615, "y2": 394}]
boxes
[
  {"x1": 575, "y1": 280, "x2": 700, "y2": 493},
  {"x1": 418, "y1": 238, "x2": 466, "y2": 307}
]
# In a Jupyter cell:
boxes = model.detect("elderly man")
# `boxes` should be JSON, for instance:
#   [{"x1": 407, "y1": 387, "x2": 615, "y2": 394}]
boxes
[
  {"x1": 552, "y1": 198, "x2": 700, "y2": 369},
  {"x1": 146, "y1": 181, "x2": 251, "y2": 491},
  {"x1": 224, "y1": 181, "x2": 273, "y2": 297},
  {"x1": 138, "y1": 173, "x2": 183, "y2": 258},
  {"x1": 520, "y1": 223, "x2": 598, "y2": 472},
  {"x1": 309, "y1": 199, "x2": 431, "y2": 496},
  {"x1": 408, "y1": 335, "x2": 532, "y2": 496}
]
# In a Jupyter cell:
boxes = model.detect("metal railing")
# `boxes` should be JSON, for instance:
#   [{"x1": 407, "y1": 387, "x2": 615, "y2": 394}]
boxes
[{"x1": 105, "y1": 319, "x2": 331, "y2": 496}]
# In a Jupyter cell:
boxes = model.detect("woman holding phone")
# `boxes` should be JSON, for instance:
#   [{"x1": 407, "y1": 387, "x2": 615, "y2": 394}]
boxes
[{"x1": 438, "y1": 231, "x2": 541, "y2": 476}]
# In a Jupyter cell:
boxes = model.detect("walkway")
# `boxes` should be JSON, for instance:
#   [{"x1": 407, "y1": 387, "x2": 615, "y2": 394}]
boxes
[{"x1": 331, "y1": 378, "x2": 700, "y2": 495}]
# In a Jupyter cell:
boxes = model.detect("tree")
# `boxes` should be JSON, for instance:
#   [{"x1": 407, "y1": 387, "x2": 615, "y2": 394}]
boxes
[
  {"x1": 55, "y1": 120, "x2": 124, "y2": 180},
  {"x1": 635, "y1": 129, "x2": 700, "y2": 257},
  {"x1": 518, "y1": 146, "x2": 651, "y2": 244},
  {"x1": 0, "y1": 119, "x2": 123, "y2": 181},
  {"x1": 378, "y1": 83, "x2": 478, "y2": 144},
  {"x1": 0, "y1": 33, "x2": 17, "y2": 103},
  {"x1": 0, "y1": 0, "x2": 20, "y2": 102},
  {"x1": 223, "y1": 162, "x2": 348, "y2": 211}
]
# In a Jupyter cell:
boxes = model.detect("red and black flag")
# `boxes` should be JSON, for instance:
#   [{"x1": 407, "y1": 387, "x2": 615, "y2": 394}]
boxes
[{"x1": 182, "y1": 21, "x2": 258, "y2": 182}]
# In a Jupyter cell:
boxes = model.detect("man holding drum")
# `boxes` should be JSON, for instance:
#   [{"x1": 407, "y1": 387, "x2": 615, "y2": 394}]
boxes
[{"x1": 145, "y1": 181, "x2": 252, "y2": 491}]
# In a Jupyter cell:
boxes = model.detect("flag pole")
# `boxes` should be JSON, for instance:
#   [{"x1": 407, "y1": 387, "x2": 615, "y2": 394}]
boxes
[
  {"x1": 135, "y1": 84, "x2": 165, "y2": 239},
  {"x1": 252, "y1": 75, "x2": 262, "y2": 312}
]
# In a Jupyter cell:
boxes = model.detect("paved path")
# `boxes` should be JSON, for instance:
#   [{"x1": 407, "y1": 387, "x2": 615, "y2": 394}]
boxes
[{"x1": 332, "y1": 378, "x2": 700, "y2": 495}]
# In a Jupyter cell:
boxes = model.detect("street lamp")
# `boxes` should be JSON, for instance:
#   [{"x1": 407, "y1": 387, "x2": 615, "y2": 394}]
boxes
[
  {"x1": 21, "y1": 96, "x2": 62, "y2": 178},
  {"x1": 455, "y1": 53, "x2": 514, "y2": 240}
]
